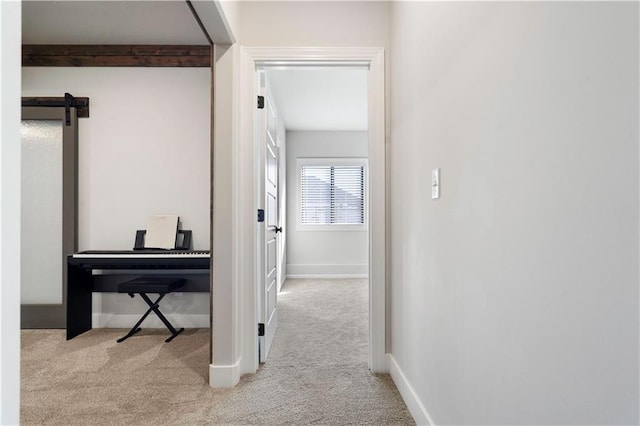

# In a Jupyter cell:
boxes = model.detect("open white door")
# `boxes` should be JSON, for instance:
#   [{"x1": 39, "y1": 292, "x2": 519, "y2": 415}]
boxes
[{"x1": 257, "y1": 70, "x2": 279, "y2": 363}]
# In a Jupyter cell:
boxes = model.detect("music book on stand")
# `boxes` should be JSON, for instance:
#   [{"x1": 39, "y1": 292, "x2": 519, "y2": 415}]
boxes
[{"x1": 144, "y1": 214, "x2": 178, "y2": 249}]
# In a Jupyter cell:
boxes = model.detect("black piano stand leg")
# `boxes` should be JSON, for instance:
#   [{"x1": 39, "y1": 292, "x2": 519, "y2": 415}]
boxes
[
  {"x1": 117, "y1": 327, "x2": 142, "y2": 343},
  {"x1": 138, "y1": 293, "x2": 185, "y2": 343},
  {"x1": 117, "y1": 292, "x2": 157, "y2": 343},
  {"x1": 164, "y1": 327, "x2": 185, "y2": 343}
]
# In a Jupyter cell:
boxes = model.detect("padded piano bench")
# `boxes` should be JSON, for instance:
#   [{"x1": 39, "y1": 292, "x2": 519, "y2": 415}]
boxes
[{"x1": 117, "y1": 277, "x2": 185, "y2": 343}]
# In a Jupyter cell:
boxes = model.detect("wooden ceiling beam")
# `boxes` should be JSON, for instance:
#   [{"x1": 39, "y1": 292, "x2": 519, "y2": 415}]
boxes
[{"x1": 22, "y1": 45, "x2": 211, "y2": 67}]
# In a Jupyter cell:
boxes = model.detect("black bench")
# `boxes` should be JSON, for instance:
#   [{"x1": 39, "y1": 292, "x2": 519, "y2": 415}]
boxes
[{"x1": 117, "y1": 277, "x2": 185, "y2": 343}]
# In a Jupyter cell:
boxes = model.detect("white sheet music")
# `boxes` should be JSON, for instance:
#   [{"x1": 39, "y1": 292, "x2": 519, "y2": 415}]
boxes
[{"x1": 144, "y1": 215, "x2": 178, "y2": 249}]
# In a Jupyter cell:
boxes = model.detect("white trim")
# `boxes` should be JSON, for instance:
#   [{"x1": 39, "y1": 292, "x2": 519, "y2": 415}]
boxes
[
  {"x1": 287, "y1": 274, "x2": 368, "y2": 280},
  {"x1": 92, "y1": 314, "x2": 210, "y2": 329},
  {"x1": 295, "y1": 226, "x2": 367, "y2": 232},
  {"x1": 287, "y1": 263, "x2": 368, "y2": 276},
  {"x1": 209, "y1": 358, "x2": 241, "y2": 388},
  {"x1": 189, "y1": 1, "x2": 236, "y2": 44},
  {"x1": 365, "y1": 47, "x2": 386, "y2": 373},
  {"x1": 239, "y1": 46, "x2": 386, "y2": 376},
  {"x1": 296, "y1": 157, "x2": 367, "y2": 165},
  {"x1": 388, "y1": 354, "x2": 435, "y2": 426}
]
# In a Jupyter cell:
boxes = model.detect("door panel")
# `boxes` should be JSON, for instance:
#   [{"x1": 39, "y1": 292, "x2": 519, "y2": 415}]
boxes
[
  {"x1": 267, "y1": 97, "x2": 277, "y2": 140},
  {"x1": 21, "y1": 120, "x2": 64, "y2": 304},
  {"x1": 267, "y1": 193, "x2": 277, "y2": 227},
  {"x1": 267, "y1": 143, "x2": 277, "y2": 189},
  {"x1": 21, "y1": 106, "x2": 78, "y2": 328},
  {"x1": 258, "y1": 71, "x2": 279, "y2": 363},
  {"x1": 267, "y1": 238, "x2": 276, "y2": 276},
  {"x1": 267, "y1": 278, "x2": 277, "y2": 325}
]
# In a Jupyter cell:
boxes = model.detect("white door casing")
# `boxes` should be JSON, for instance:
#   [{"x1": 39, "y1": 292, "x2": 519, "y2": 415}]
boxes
[
  {"x1": 257, "y1": 70, "x2": 279, "y2": 363},
  {"x1": 236, "y1": 47, "x2": 386, "y2": 378}
]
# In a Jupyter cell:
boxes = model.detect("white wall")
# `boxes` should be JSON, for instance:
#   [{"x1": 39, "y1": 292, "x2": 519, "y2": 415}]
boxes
[
  {"x1": 238, "y1": 1, "x2": 388, "y2": 48},
  {"x1": 22, "y1": 67, "x2": 211, "y2": 327},
  {"x1": 390, "y1": 2, "x2": 639, "y2": 425},
  {"x1": 211, "y1": 44, "x2": 237, "y2": 371},
  {"x1": 1, "y1": 1, "x2": 22, "y2": 423},
  {"x1": 286, "y1": 131, "x2": 368, "y2": 278}
]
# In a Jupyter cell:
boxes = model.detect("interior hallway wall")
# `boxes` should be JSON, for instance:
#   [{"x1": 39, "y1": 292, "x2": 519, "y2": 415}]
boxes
[
  {"x1": 22, "y1": 67, "x2": 211, "y2": 327},
  {"x1": 239, "y1": 1, "x2": 388, "y2": 46},
  {"x1": 286, "y1": 131, "x2": 368, "y2": 278},
  {"x1": 0, "y1": 1, "x2": 22, "y2": 422},
  {"x1": 212, "y1": 44, "x2": 239, "y2": 370},
  {"x1": 389, "y1": 2, "x2": 639, "y2": 424}
]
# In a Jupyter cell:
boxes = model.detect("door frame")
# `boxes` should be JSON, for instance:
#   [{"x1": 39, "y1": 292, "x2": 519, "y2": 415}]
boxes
[{"x1": 237, "y1": 47, "x2": 386, "y2": 374}]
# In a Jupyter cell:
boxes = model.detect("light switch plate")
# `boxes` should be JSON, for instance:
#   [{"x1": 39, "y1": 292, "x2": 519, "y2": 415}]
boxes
[{"x1": 432, "y1": 168, "x2": 440, "y2": 199}]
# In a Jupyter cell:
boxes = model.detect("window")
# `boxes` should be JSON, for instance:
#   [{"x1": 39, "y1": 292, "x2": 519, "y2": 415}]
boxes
[{"x1": 298, "y1": 159, "x2": 367, "y2": 229}]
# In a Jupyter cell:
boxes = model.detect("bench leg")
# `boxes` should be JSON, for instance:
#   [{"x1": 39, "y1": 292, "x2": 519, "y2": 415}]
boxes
[
  {"x1": 117, "y1": 293, "x2": 166, "y2": 343},
  {"x1": 138, "y1": 293, "x2": 184, "y2": 343},
  {"x1": 117, "y1": 293, "x2": 165, "y2": 343},
  {"x1": 117, "y1": 326, "x2": 142, "y2": 343}
]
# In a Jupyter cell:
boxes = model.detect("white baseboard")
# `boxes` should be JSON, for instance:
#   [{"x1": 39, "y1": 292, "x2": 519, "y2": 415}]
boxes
[
  {"x1": 209, "y1": 358, "x2": 241, "y2": 388},
  {"x1": 92, "y1": 313, "x2": 210, "y2": 328},
  {"x1": 287, "y1": 274, "x2": 368, "y2": 279},
  {"x1": 286, "y1": 263, "x2": 368, "y2": 278},
  {"x1": 387, "y1": 354, "x2": 435, "y2": 426}
]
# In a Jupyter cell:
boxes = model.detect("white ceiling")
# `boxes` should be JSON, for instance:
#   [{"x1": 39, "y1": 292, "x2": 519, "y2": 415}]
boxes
[
  {"x1": 265, "y1": 68, "x2": 368, "y2": 131},
  {"x1": 22, "y1": 1, "x2": 212, "y2": 45}
]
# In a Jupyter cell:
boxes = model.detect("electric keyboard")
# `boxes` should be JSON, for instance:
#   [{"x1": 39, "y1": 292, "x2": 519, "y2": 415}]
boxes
[
  {"x1": 72, "y1": 250, "x2": 210, "y2": 258},
  {"x1": 68, "y1": 250, "x2": 211, "y2": 269}
]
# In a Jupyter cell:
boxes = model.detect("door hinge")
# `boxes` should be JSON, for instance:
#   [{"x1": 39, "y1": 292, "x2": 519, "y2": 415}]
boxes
[
  {"x1": 257, "y1": 95, "x2": 265, "y2": 109},
  {"x1": 258, "y1": 323, "x2": 265, "y2": 337},
  {"x1": 257, "y1": 209, "x2": 265, "y2": 222}
]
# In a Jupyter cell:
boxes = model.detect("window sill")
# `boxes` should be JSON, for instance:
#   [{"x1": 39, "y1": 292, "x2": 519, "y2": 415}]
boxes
[{"x1": 297, "y1": 224, "x2": 368, "y2": 232}]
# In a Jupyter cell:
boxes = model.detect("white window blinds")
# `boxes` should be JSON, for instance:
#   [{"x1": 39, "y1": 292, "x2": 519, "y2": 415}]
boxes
[{"x1": 300, "y1": 165, "x2": 365, "y2": 225}]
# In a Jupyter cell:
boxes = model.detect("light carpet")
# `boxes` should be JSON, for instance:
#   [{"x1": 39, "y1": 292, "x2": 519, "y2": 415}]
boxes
[{"x1": 21, "y1": 278, "x2": 414, "y2": 425}]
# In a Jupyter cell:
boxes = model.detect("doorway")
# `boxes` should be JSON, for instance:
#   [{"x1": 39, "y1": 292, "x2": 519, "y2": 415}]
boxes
[
  {"x1": 236, "y1": 47, "x2": 386, "y2": 375},
  {"x1": 256, "y1": 65, "x2": 370, "y2": 364}
]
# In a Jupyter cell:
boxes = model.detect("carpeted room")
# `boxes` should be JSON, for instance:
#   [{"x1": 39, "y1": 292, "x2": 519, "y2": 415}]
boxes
[{"x1": 21, "y1": 279, "x2": 414, "y2": 425}]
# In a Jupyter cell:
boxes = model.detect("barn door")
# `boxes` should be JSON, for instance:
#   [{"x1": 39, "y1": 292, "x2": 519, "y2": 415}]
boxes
[{"x1": 21, "y1": 104, "x2": 78, "y2": 328}]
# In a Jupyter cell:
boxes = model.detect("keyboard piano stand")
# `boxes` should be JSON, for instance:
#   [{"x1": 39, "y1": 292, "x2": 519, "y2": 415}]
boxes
[{"x1": 66, "y1": 250, "x2": 210, "y2": 340}]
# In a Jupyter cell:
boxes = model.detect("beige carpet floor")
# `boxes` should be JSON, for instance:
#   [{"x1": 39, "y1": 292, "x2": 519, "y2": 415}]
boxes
[{"x1": 21, "y1": 279, "x2": 414, "y2": 425}]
